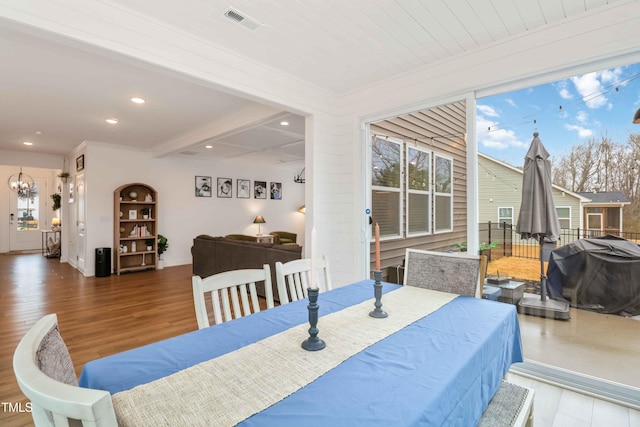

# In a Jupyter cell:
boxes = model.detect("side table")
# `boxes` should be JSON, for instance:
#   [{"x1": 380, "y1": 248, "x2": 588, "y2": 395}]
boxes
[
  {"x1": 255, "y1": 235, "x2": 274, "y2": 244},
  {"x1": 42, "y1": 229, "x2": 61, "y2": 258},
  {"x1": 498, "y1": 281, "x2": 524, "y2": 305}
]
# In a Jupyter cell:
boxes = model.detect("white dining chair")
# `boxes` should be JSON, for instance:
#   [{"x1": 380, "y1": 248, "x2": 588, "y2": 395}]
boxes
[
  {"x1": 403, "y1": 249, "x2": 486, "y2": 298},
  {"x1": 192, "y1": 264, "x2": 274, "y2": 328},
  {"x1": 13, "y1": 313, "x2": 118, "y2": 427},
  {"x1": 275, "y1": 255, "x2": 332, "y2": 304}
]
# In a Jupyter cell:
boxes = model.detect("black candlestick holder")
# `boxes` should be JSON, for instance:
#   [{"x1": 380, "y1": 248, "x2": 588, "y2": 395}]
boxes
[
  {"x1": 302, "y1": 287, "x2": 326, "y2": 351},
  {"x1": 369, "y1": 270, "x2": 388, "y2": 318}
]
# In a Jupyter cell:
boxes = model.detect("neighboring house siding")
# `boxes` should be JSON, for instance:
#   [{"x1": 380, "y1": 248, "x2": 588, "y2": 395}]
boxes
[
  {"x1": 370, "y1": 101, "x2": 467, "y2": 277},
  {"x1": 478, "y1": 154, "x2": 583, "y2": 244}
]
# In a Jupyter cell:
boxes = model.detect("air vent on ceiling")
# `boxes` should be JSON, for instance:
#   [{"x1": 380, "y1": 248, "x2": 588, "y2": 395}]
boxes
[
  {"x1": 180, "y1": 151, "x2": 198, "y2": 155},
  {"x1": 223, "y1": 7, "x2": 262, "y2": 31}
]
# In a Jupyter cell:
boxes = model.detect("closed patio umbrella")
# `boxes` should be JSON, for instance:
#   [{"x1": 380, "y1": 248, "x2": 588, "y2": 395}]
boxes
[{"x1": 516, "y1": 132, "x2": 570, "y2": 320}]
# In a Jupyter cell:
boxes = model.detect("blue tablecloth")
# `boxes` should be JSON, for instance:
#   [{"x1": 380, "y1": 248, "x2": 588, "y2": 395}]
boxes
[{"x1": 80, "y1": 281, "x2": 523, "y2": 426}]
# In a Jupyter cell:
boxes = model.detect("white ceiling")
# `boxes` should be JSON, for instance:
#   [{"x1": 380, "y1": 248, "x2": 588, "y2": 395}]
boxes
[{"x1": 0, "y1": 0, "x2": 622, "y2": 165}]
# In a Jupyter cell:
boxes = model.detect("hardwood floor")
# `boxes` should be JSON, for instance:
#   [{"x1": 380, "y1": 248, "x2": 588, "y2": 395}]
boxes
[
  {"x1": 1, "y1": 253, "x2": 638, "y2": 426},
  {"x1": 1, "y1": 253, "x2": 197, "y2": 427}
]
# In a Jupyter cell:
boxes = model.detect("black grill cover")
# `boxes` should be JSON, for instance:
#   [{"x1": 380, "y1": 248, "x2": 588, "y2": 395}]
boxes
[{"x1": 547, "y1": 235, "x2": 640, "y2": 316}]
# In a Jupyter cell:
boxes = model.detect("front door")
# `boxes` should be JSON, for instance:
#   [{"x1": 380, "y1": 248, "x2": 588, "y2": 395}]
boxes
[{"x1": 9, "y1": 174, "x2": 47, "y2": 251}]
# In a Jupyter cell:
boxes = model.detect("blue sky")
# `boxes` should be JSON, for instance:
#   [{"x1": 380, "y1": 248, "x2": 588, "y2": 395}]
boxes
[{"x1": 477, "y1": 62, "x2": 640, "y2": 167}]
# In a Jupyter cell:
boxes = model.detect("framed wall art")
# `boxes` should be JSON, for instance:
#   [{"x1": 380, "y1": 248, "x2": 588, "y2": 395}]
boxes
[
  {"x1": 217, "y1": 178, "x2": 232, "y2": 198},
  {"x1": 237, "y1": 179, "x2": 250, "y2": 198},
  {"x1": 76, "y1": 154, "x2": 85, "y2": 172},
  {"x1": 254, "y1": 181, "x2": 267, "y2": 199},
  {"x1": 195, "y1": 176, "x2": 212, "y2": 197},
  {"x1": 270, "y1": 182, "x2": 282, "y2": 200}
]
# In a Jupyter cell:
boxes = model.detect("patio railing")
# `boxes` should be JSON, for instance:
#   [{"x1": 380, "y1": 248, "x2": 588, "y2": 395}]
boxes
[{"x1": 479, "y1": 222, "x2": 640, "y2": 260}]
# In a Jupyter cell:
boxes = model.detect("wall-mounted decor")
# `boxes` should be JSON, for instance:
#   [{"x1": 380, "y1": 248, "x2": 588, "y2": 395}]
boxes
[
  {"x1": 217, "y1": 177, "x2": 232, "y2": 198},
  {"x1": 270, "y1": 182, "x2": 282, "y2": 200},
  {"x1": 68, "y1": 179, "x2": 75, "y2": 203},
  {"x1": 195, "y1": 176, "x2": 212, "y2": 197},
  {"x1": 237, "y1": 179, "x2": 250, "y2": 198},
  {"x1": 254, "y1": 181, "x2": 267, "y2": 199},
  {"x1": 76, "y1": 154, "x2": 85, "y2": 172}
]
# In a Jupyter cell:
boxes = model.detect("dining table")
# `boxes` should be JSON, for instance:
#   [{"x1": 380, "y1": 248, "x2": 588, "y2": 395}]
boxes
[{"x1": 79, "y1": 280, "x2": 523, "y2": 426}]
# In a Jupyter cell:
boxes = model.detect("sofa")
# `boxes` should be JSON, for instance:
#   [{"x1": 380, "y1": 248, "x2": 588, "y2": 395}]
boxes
[
  {"x1": 224, "y1": 234, "x2": 258, "y2": 242},
  {"x1": 191, "y1": 235, "x2": 302, "y2": 301},
  {"x1": 270, "y1": 231, "x2": 297, "y2": 245}
]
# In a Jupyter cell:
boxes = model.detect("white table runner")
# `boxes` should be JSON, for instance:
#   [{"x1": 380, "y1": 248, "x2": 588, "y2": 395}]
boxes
[{"x1": 112, "y1": 286, "x2": 456, "y2": 426}]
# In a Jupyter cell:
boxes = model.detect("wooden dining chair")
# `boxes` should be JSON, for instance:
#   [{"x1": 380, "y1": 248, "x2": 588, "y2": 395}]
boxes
[
  {"x1": 403, "y1": 249, "x2": 485, "y2": 298},
  {"x1": 13, "y1": 313, "x2": 118, "y2": 426},
  {"x1": 192, "y1": 264, "x2": 274, "y2": 329},
  {"x1": 275, "y1": 255, "x2": 332, "y2": 304}
]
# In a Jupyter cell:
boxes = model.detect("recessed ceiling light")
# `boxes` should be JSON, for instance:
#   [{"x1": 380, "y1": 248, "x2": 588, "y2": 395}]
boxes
[
  {"x1": 280, "y1": 121, "x2": 289, "y2": 126},
  {"x1": 23, "y1": 141, "x2": 33, "y2": 146},
  {"x1": 205, "y1": 145, "x2": 213, "y2": 149},
  {"x1": 35, "y1": 130, "x2": 43, "y2": 135},
  {"x1": 106, "y1": 118, "x2": 119, "y2": 124},
  {"x1": 131, "y1": 97, "x2": 145, "y2": 104}
]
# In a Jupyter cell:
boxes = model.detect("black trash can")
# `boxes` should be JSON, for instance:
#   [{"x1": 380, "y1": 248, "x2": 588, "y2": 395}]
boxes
[{"x1": 95, "y1": 247, "x2": 111, "y2": 277}]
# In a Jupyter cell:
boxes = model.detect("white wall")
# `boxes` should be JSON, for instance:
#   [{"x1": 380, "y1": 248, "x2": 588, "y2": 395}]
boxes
[{"x1": 80, "y1": 142, "x2": 304, "y2": 276}]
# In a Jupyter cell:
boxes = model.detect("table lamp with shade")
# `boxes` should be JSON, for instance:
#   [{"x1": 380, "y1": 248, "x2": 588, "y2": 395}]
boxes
[{"x1": 253, "y1": 215, "x2": 265, "y2": 236}]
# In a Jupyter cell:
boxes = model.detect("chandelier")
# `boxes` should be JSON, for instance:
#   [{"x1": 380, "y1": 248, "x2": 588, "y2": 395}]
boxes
[{"x1": 7, "y1": 167, "x2": 35, "y2": 198}]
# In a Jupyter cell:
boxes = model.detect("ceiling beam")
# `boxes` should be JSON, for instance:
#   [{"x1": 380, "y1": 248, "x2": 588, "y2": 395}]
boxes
[{"x1": 151, "y1": 103, "x2": 286, "y2": 158}]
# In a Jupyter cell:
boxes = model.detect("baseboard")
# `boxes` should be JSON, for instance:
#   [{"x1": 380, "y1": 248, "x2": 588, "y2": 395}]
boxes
[{"x1": 510, "y1": 361, "x2": 640, "y2": 410}]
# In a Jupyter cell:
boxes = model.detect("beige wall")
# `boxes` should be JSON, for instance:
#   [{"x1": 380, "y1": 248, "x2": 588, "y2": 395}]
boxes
[
  {"x1": 477, "y1": 154, "x2": 583, "y2": 243},
  {"x1": 370, "y1": 101, "x2": 468, "y2": 279}
]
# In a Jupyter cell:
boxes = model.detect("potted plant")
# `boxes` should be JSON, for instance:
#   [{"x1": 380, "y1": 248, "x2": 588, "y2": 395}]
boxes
[
  {"x1": 145, "y1": 238, "x2": 154, "y2": 251},
  {"x1": 57, "y1": 172, "x2": 70, "y2": 183},
  {"x1": 479, "y1": 240, "x2": 499, "y2": 261},
  {"x1": 141, "y1": 207, "x2": 150, "y2": 219},
  {"x1": 452, "y1": 242, "x2": 467, "y2": 252},
  {"x1": 157, "y1": 234, "x2": 169, "y2": 269},
  {"x1": 452, "y1": 240, "x2": 499, "y2": 260},
  {"x1": 50, "y1": 194, "x2": 61, "y2": 211}
]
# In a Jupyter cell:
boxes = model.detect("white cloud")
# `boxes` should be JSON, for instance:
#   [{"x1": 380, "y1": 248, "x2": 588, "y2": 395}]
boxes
[
  {"x1": 599, "y1": 67, "x2": 623, "y2": 84},
  {"x1": 564, "y1": 124, "x2": 594, "y2": 138},
  {"x1": 505, "y1": 98, "x2": 516, "y2": 107},
  {"x1": 559, "y1": 88, "x2": 572, "y2": 99},
  {"x1": 556, "y1": 81, "x2": 573, "y2": 99},
  {"x1": 571, "y1": 73, "x2": 607, "y2": 108},
  {"x1": 477, "y1": 104, "x2": 500, "y2": 117},
  {"x1": 477, "y1": 117, "x2": 528, "y2": 150},
  {"x1": 570, "y1": 68, "x2": 624, "y2": 109},
  {"x1": 575, "y1": 111, "x2": 588, "y2": 124}
]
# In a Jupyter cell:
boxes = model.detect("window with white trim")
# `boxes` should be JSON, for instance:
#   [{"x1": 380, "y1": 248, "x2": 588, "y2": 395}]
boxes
[
  {"x1": 406, "y1": 145, "x2": 430, "y2": 236},
  {"x1": 434, "y1": 154, "x2": 453, "y2": 233},
  {"x1": 556, "y1": 206, "x2": 571, "y2": 229},
  {"x1": 371, "y1": 136, "x2": 402, "y2": 238},
  {"x1": 498, "y1": 207, "x2": 513, "y2": 225}
]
